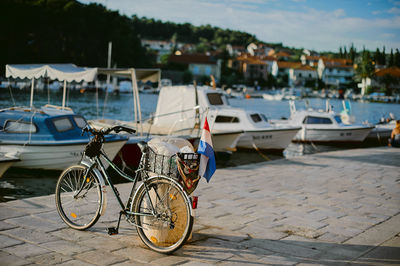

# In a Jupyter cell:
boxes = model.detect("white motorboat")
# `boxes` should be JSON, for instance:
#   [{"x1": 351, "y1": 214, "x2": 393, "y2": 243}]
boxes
[
  {"x1": 272, "y1": 101, "x2": 374, "y2": 143},
  {"x1": 366, "y1": 120, "x2": 395, "y2": 143},
  {"x1": 146, "y1": 85, "x2": 300, "y2": 152}
]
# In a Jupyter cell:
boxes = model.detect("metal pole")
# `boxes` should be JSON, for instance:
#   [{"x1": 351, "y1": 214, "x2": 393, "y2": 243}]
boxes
[
  {"x1": 30, "y1": 78, "x2": 35, "y2": 108},
  {"x1": 62, "y1": 80, "x2": 67, "y2": 108}
]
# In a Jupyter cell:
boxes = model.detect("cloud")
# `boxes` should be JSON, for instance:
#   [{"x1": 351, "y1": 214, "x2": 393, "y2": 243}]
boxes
[
  {"x1": 79, "y1": 0, "x2": 400, "y2": 51},
  {"x1": 388, "y1": 7, "x2": 400, "y2": 14}
]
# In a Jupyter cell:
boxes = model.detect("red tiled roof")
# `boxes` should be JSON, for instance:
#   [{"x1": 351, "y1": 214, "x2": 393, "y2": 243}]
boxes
[
  {"x1": 375, "y1": 67, "x2": 400, "y2": 78},
  {"x1": 168, "y1": 53, "x2": 217, "y2": 65},
  {"x1": 277, "y1": 61, "x2": 302, "y2": 69}
]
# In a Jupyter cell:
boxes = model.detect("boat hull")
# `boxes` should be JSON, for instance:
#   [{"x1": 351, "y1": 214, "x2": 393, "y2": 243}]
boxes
[
  {"x1": 1, "y1": 140, "x2": 126, "y2": 170},
  {"x1": 237, "y1": 128, "x2": 300, "y2": 150},
  {"x1": 293, "y1": 127, "x2": 374, "y2": 143},
  {"x1": 211, "y1": 131, "x2": 242, "y2": 153}
]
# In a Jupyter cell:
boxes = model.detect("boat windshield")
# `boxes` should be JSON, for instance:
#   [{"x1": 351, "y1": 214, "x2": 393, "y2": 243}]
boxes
[
  {"x1": 303, "y1": 116, "x2": 333, "y2": 124},
  {"x1": 207, "y1": 93, "x2": 224, "y2": 105},
  {"x1": 334, "y1": 115, "x2": 343, "y2": 124},
  {"x1": 250, "y1": 113, "x2": 263, "y2": 123}
]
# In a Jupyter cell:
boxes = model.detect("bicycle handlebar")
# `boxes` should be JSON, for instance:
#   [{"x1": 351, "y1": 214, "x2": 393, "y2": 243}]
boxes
[{"x1": 82, "y1": 125, "x2": 136, "y2": 137}]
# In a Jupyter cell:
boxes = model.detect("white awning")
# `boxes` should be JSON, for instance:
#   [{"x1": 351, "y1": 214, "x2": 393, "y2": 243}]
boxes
[
  {"x1": 5, "y1": 64, "x2": 97, "y2": 82},
  {"x1": 97, "y1": 68, "x2": 160, "y2": 83}
]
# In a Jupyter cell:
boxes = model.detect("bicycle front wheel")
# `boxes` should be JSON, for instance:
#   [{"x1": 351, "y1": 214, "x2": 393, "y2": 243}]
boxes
[
  {"x1": 132, "y1": 177, "x2": 193, "y2": 254},
  {"x1": 55, "y1": 164, "x2": 103, "y2": 230}
]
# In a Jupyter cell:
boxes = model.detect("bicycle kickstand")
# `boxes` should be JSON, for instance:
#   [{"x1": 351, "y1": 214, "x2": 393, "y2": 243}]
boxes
[{"x1": 107, "y1": 211, "x2": 124, "y2": 235}]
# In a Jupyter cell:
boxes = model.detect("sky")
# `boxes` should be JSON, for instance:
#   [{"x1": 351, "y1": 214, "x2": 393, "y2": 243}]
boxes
[{"x1": 78, "y1": 0, "x2": 400, "y2": 53}]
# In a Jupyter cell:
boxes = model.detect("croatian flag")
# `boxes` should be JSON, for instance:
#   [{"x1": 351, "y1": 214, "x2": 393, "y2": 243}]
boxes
[{"x1": 197, "y1": 118, "x2": 216, "y2": 182}]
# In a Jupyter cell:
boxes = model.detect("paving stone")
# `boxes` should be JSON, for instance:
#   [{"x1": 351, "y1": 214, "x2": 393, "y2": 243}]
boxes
[
  {"x1": 0, "y1": 206, "x2": 28, "y2": 220},
  {"x1": 0, "y1": 233, "x2": 24, "y2": 248},
  {"x1": 27, "y1": 252, "x2": 74, "y2": 265},
  {"x1": 57, "y1": 259, "x2": 95, "y2": 266},
  {"x1": 3, "y1": 242, "x2": 51, "y2": 258},
  {"x1": 40, "y1": 239, "x2": 93, "y2": 256},
  {"x1": 0, "y1": 220, "x2": 18, "y2": 231},
  {"x1": 112, "y1": 246, "x2": 166, "y2": 264},
  {"x1": 0, "y1": 250, "x2": 30, "y2": 266},
  {"x1": 75, "y1": 250, "x2": 127, "y2": 265},
  {"x1": 6, "y1": 215, "x2": 64, "y2": 232},
  {"x1": 2, "y1": 227, "x2": 62, "y2": 244}
]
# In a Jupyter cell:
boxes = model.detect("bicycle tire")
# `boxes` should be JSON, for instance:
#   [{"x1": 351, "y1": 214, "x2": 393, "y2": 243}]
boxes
[
  {"x1": 55, "y1": 164, "x2": 103, "y2": 230},
  {"x1": 131, "y1": 176, "x2": 193, "y2": 254}
]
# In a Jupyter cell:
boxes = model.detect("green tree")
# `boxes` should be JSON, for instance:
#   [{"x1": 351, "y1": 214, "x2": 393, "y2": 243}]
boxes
[
  {"x1": 388, "y1": 49, "x2": 394, "y2": 67},
  {"x1": 356, "y1": 49, "x2": 375, "y2": 95}
]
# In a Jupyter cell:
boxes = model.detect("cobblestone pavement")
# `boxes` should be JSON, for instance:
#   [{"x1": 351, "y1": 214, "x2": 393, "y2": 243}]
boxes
[{"x1": 1, "y1": 147, "x2": 399, "y2": 265}]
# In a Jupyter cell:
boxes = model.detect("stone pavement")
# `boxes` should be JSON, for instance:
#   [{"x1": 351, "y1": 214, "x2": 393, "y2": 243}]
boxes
[{"x1": 0, "y1": 146, "x2": 399, "y2": 265}]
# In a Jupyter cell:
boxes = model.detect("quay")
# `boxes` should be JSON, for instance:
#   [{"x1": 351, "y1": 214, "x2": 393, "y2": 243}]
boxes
[{"x1": 0, "y1": 147, "x2": 399, "y2": 265}]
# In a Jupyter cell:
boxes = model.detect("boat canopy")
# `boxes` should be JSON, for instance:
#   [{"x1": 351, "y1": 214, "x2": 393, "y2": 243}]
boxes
[{"x1": 5, "y1": 64, "x2": 97, "y2": 82}]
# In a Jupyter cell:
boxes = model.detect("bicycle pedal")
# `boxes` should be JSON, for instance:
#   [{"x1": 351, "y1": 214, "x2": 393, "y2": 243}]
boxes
[{"x1": 107, "y1": 227, "x2": 119, "y2": 235}]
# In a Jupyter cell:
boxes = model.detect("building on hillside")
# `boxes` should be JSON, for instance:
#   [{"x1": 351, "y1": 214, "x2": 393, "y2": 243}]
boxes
[
  {"x1": 274, "y1": 51, "x2": 291, "y2": 61},
  {"x1": 168, "y1": 53, "x2": 221, "y2": 81},
  {"x1": 318, "y1": 58, "x2": 354, "y2": 88},
  {"x1": 230, "y1": 54, "x2": 269, "y2": 82},
  {"x1": 300, "y1": 55, "x2": 321, "y2": 67},
  {"x1": 272, "y1": 61, "x2": 316, "y2": 87},
  {"x1": 141, "y1": 39, "x2": 175, "y2": 63},
  {"x1": 363, "y1": 67, "x2": 400, "y2": 94},
  {"x1": 226, "y1": 44, "x2": 246, "y2": 56},
  {"x1": 289, "y1": 65, "x2": 318, "y2": 87},
  {"x1": 246, "y1": 43, "x2": 275, "y2": 57}
]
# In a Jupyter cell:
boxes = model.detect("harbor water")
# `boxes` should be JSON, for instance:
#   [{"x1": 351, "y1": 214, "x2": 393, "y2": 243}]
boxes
[{"x1": 1, "y1": 89, "x2": 399, "y2": 202}]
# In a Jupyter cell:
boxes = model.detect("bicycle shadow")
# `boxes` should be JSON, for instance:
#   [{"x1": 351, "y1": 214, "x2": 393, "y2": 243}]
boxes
[{"x1": 175, "y1": 233, "x2": 400, "y2": 265}]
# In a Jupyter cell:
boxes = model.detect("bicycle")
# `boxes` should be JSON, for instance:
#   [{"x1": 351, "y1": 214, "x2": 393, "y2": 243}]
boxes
[{"x1": 55, "y1": 125, "x2": 196, "y2": 254}]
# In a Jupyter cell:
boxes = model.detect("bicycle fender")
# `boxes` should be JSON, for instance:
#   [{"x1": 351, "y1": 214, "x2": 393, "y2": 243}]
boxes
[
  {"x1": 80, "y1": 160, "x2": 108, "y2": 216},
  {"x1": 132, "y1": 175, "x2": 193, "y2": 216}
]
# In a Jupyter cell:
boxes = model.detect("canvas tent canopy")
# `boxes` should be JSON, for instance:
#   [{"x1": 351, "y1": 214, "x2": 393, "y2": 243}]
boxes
[
  {"x1": 5, "y1": 64, "x2": 161, "y2": 129},
  {"x1": 6, "y1": 64, "x2": 97, "y2": 109}
]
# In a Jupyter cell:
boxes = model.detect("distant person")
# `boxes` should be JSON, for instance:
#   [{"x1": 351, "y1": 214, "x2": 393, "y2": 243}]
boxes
[{"x1": 388, "y1": 120, "x2": 400, "y2": 147}]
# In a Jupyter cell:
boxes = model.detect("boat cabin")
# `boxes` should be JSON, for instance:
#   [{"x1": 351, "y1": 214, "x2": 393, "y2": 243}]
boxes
[
  {"x1": 152, "y1": 85, "x2": 270, "y2": 132},
  {"x1": 0, "y1": 107, "x2": 89, "y2": 144}
]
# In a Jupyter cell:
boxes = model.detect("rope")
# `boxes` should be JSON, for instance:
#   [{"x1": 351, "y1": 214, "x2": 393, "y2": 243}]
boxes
[{"x1": 252, "y1": 142, "x2": 271, "y2": 161}]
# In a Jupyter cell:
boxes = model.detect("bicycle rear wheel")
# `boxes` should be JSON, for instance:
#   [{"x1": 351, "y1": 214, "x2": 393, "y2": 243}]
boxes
[
  {"x1": 132, "y1": 177, "x2": 193, "y2": 254},
  {"x1": 55, "y1": 164, "x2": 103, "y2": 230}
]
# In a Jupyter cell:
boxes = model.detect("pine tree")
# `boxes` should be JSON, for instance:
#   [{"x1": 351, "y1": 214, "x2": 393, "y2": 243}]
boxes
[
  {"x1": 375, "y1": 48, "x2": 381, "y2": 65},
  {"x1": 388, "y1": 49, "x2": 394, "y2": 67},
  {"x1": 394, "y1": 48, "x2": 400, "y2": 67},
  {"x1": 382, "y1": 46, "x2": 386, "y2": 66},
  {"x1": 339, "y1": 46, "x2": 343, "y2": 58}
]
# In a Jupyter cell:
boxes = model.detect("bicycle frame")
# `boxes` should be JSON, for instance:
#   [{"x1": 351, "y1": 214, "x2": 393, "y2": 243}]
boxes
[{"x1": 82, "y1": 148, "x2": 164, "y2": 219}]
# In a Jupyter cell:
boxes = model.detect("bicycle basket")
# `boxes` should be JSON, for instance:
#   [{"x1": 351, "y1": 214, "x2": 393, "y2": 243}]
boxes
[
  {"x1": 176, "y1": 152, "x2": 200, "y2": 195},
  {"x1": 143, "y1": 146, "x2": 178, "y2": 179},
  {"x1": 143, "y1": 146, "x2": 200, "y2": 194},
  {"x1": 84, "y1": 139, "x2": 102, "y2": 158}
]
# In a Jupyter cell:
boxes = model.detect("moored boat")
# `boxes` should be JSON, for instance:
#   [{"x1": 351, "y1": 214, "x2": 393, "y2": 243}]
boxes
[
  {"x1": 0, "y1": 106, "x2": 127, "y2": 170},
  {"x1": 145, "y1": 85, "x2": 300, "y2": 152},
  {"x1": 272, "y1": 101, "x2": 374, "y2": 143}
]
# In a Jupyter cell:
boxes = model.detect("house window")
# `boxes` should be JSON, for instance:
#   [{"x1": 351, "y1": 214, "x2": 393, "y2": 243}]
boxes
[
  {"x1": 298, "y1": 73, "x2": 302, "y2": 78},
  {"x1": 207, "y1": 93, "x2": 224, "y2": 105},
  {"x1": 4, "y1": 120, "x2": 37, "y2": 133},
  {"x1": 215, "y1": 116, "x2": 239, "y2": 123},
  {"x1": 303, "y1": 116, "x2": 333, "y2": 124},
  {"x1": 52, "y1": 117, "x2": 74, "y2": 132},
  {"x1": 309, "y1": 74, "x2": 312, "y2": 78},
  {"x1": 205, "y1": 66, "x2": 212, "y2": 76},
  {"x1": 193, "y1": 66, "x2": 199, "y2": 75}
]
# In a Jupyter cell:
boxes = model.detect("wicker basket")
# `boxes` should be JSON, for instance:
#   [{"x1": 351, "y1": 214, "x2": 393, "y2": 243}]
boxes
[{"x1": 143, "y1": 146, "x2": 200, "y2": 194}]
